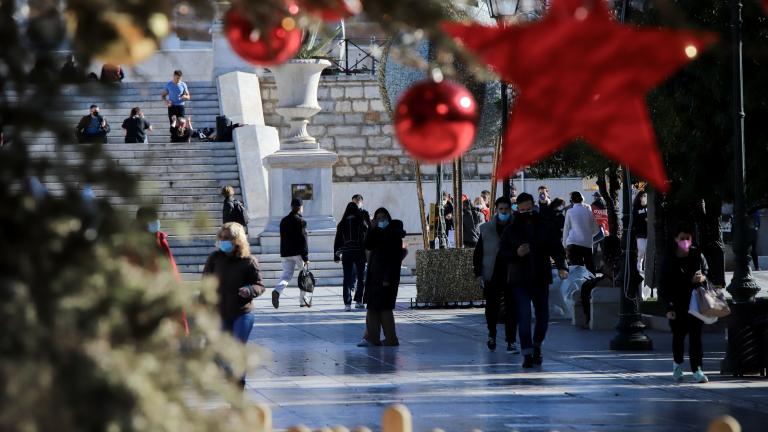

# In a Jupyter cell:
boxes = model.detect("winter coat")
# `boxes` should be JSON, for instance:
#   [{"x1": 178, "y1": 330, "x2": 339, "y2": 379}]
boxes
[
  {"x1": 76, "y1": 114, "x2": 110, "y2": 141},
  {"x1": 203, "y1": 251, "x2": 265, "y2": 324},
  {"x1": 280, "y1": 211, "x2": 308, "y2": 261},
  {"x1": 658, "y1": 246, "x2": 708, "y2": 315},
  {"x1": 222, "y1": 197, "x2": 248, "y2": 229},
  {"x1": 498, "y1": 212, "x2": 567, "y2": 289},
  {"x1": 462, "y1": 203, "x2": 484, "y2": 247},
  {"x1": 334, "y1": 213, "x2": 368, "y2": 257},
  {"x1": 473, "y1": 216, "x2": 513, "y2": 282},
  {"x1": 363, "y1": 220, "x2": 406, "y2": 310},
  {"x1": 633, "y1": 206, "x2": 649, "y2": 238}
]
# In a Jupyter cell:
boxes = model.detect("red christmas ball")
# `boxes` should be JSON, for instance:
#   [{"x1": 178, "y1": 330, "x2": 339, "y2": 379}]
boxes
[
  {"x1": 224, "y1": 7, "x2": 302, "y2": 66},
  {"x1": 302, "y1": 0, "x2": 362, "y2": 21},
  {"x1": 394, "y1": 79, "x2": 479, "y2": 163}
]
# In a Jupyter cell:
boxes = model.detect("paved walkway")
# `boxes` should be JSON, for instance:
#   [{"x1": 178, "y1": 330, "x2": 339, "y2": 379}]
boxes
[{"x1": 245, "y1": 285, "x2": 768, "y2": 431}]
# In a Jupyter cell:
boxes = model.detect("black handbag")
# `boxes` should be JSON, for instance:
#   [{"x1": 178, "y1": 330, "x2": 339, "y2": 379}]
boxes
[{"x1": 298, "y1": 268, "x2": 316, "y2": 293}]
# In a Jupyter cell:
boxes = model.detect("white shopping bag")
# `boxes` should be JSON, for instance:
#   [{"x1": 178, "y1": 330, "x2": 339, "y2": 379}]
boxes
[{"x1": 688, "y1": 292, "x2": 718, "y2": 325}]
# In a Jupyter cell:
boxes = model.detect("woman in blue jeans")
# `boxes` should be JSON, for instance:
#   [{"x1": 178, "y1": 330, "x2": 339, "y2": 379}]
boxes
[
  {"x1": 203, "y1": 222, "x2": 265, "y2": 387},
  {"x1": 334, "y1": 202, "x2": 369, "y2": 311}
]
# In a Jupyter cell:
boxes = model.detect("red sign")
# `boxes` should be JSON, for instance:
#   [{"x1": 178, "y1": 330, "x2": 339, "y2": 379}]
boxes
[{"x1": 593, "y1": 208, "x2": 610, "y2": 236}]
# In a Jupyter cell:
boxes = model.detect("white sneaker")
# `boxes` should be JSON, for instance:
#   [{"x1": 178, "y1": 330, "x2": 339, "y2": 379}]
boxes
[
  {"x1": 672, "y1": 362, "x2": 684, "y2": 382},
  {"x1": 693, "y1": 368, "x2": 709, "y2": 383},
  {"x1": 345, "y1": 305, "x2": 352, "y2": 312}
]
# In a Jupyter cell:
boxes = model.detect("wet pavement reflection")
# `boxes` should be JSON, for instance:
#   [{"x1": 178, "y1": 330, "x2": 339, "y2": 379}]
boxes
[{"x1": 245, "y1": 286, "x2": 768, "y2": 431}]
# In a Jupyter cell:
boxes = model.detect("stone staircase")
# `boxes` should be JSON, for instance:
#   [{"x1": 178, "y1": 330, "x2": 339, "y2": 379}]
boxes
[{"x1": 25, "y1": 81, "x2": 414, "y2": 287}]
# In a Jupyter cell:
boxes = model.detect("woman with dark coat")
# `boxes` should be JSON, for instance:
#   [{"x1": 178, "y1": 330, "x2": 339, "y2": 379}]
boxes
[
  {"x1": 658, "y1": 223, "x2": 709, "y2": 384},
  {"x1": 357, "y1": 208, "x2": 406, "y2": 347},
  {"x1": 334, "y1": 202, "x2": 369, "y2": 311},
  {"x1": 203, "y1": 222, "x2": 264, "y2": 388}
]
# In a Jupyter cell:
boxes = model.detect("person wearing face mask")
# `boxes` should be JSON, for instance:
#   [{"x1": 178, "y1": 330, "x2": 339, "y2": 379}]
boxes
[
  {"x1": 498, "y1": 193, "x2": 568, "y2": 368},
  {"x1": 473, "y1": 197, "x2": 518, "y2": 353},
  {"x1": 203, "y1": 222, "x2": 264, "y2": 388},
  {"x1": 658, "y1": 223, "x2": 710, "y2": 383},
  {"x1": 351, "y1": 194, "x2": 372, "y2": 229},
  {"x1": 136, "y1": 207, "x2": 189, "y2": 336},
  {"x1": 633, "y1": 191, "x2": 649, "y2": 274},
  {"x1": 562, "y1": 191, "x2": 599, "y2": 275},
  {"x1": 357, "y1": 208, "x2": 406, "y2": 347},
  {"x1": 548, "y1": 198, "x2": 567, "y2": 239},
  {"x1": 462, "y1": 194, "x2": 484, "y2": 247},
  {"x1": 76, "y1": 104, "x2": 110, "y2": 143}
]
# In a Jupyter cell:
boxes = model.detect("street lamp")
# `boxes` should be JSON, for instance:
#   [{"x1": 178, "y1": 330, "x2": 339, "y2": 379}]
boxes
[
  {"x1": 721, "y1": 0, "x2": 763, "y2": 376},
  {"x1": 484, "y1": 0, "x2": 520, "y2": 200},
  {"x1": 609, "y1": 0, "x2": 653, "y2": 351}
]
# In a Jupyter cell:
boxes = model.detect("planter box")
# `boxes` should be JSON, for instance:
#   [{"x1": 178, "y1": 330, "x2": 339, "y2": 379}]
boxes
[{"x1": 415, "y1": 248, "x2": 482, "y2": 303}]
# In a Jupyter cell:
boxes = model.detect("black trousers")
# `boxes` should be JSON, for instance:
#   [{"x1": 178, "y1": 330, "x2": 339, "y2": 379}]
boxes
[
  {"x1": 670, "y1": 314, "x2": 704, "y2": 371},
  {"x1": 168, "y1": 105, "x2": 185, "y2": 123},
  {"x1": 484, "y1": 282, "x2": 517, "y2": 343},
  {"x1": 567, "y1": 244, "x2": 596, "y2": 274}
]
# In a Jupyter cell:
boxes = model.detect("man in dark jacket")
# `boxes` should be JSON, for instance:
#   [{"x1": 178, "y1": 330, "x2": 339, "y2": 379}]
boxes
[
  {"x1": 498, "y1": 193, "x2": 568, "y2": 368},
  {"x1": 76, "y1": 105, "x2": 110, "y2": 143},
  {"x1": 272, "y1": 198, "x2": 310, "y2": 309},
  {"x1": 473, "y1": 196, "x2": 517, "y2": 352},
  {"x1": 462, "y1": 196, "x2": 484, "y2": 247},
  {"x1": 351, "y1": 193, "x2": 371, "y2": 229},
  {"x1": 335, "y1": 202, "x2": 369, "y2": 311}
]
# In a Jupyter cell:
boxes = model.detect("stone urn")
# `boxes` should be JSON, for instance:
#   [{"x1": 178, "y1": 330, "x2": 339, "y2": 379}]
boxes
[{"x1": 271, "y1": 58, "x2": 331, "y2": 150}]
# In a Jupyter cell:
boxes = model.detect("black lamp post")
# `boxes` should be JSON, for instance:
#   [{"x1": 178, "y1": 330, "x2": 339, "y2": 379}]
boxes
[
  {"x1": 721, "y1": 0, "x2": 763, "y2": 375},
  {"x1": 609, "y1": 0, "x2": 653, "y2": 351},
  {"x1": 485, "y1": 0, "x2": 520, "y2": 199}
]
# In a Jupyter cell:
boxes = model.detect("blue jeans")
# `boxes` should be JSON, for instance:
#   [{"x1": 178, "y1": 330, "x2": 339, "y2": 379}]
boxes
[
  {"x1": 225, "y1": 313, "x2": 255, "y2": 344},
  {"x1": 513, "y1": 284, "x2": 549, "y2": 355},
  {"x1": 342, "y1": 250, "x2": 367, "y2": 305}
]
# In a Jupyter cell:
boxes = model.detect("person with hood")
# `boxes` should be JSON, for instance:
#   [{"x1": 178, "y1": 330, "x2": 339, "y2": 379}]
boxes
[
  {"x1": 272, "y1": 198, "x2": 310, "y2": 308},
  {"x1": 334, "y1": 202, "x2": 369, "y2": 311},
  {"x1": 136, "y1": 207, "x2": 189, "y2": 336},
  {"x1": 462, "y1": 194, "x2": 484, "y2": 247},
  {"x1": 498, "y1": 193, "x2": 568, "y2": 368},
  {"x1": 203, "y1": 222, "x2": 265, "y2": 388},
  {"x1": 473, "y1": 196, "x2": 518, "y2": 353},
  {"x1": 76, "y1": 104, "x2": 110, "y2": 143},
  {"x1": 357, "y1": 208, "x2": 406, "y2": 347},
  {"x1": 658, "y1": 223, "x2": 710, "y2": 383}
]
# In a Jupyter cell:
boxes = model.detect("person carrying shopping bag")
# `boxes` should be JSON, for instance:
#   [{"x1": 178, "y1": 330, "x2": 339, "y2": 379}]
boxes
[{"x1": 659, "y1": 223, "x2": 710, "y2": 383}]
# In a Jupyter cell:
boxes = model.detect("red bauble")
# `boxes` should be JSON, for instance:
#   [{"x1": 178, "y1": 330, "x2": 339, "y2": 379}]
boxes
[
  {"x1": 302, "y1": 0, "x2": 362, "y2": 21},
  {"x1": 224, "y1": 8, "x2": 302, "y2": 66},
  {"x1": 394, "y1": 80, "x2": 479, "y2": 163}
]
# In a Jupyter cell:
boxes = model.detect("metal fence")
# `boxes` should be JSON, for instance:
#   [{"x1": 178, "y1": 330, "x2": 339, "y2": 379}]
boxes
[{"x1": 325, "y1": 37, "x2": 388, "y2": 76}]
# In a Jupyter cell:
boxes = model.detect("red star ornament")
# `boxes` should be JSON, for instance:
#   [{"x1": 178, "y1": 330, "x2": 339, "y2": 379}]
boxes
[{"x1": 444, "y1": 0, "x2": 717, "y2": 192}]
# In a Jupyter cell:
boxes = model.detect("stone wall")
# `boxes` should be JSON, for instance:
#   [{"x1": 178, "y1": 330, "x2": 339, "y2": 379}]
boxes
[{"x1": 258, "y1": 75, "x2": 495, "y2": 183}]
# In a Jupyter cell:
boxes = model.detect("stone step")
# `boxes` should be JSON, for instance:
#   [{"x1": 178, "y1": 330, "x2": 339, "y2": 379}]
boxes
[
  {"x1": 42, "y1": 171, "x2": 238, "y2": 182},
  {"x1": 60, "y1": 100, "x2": 222, "y2": 109},
  {"x1": 31, "y1": 149, "x2": 237, "y2": 160},
  {"x1": 26, "y1": 142, "x2": 236, "y2": 152},
  {"x1": 33, "y1": 156, "x2": 238, "y2": 167}
]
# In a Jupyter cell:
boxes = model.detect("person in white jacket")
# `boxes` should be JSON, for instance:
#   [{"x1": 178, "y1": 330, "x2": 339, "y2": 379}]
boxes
[{"x1": 562, "y1": 191, "x2": 599, "y2": 274}]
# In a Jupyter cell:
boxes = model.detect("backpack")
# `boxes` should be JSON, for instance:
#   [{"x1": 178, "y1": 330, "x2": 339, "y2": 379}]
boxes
[
  {"x1": 298, "y1": 268, "x2": 315, "y2": 293},
  {"x1": 230, "y1": 200, "x2": 249, "y2": 227}
]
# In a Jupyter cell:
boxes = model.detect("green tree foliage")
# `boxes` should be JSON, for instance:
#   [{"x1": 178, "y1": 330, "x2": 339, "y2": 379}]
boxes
[
  {"x1": 0, "y1": 2, "x2": 262, "y2": 430},
  {"x1": 531, "y1": 1, "x2": 768, "y2": 208}
]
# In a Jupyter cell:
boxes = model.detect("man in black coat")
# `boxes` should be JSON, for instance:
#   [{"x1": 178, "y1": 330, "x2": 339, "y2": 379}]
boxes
[
  {"x1": 498, "y1": 193, "x2": 569, "y2": 368},
  {"x1": 76, "y1": 104, "x2": 110, "y2": 143},
  {"x1": 272, "y1": 198, "x2": 310, "y2": 309}
]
